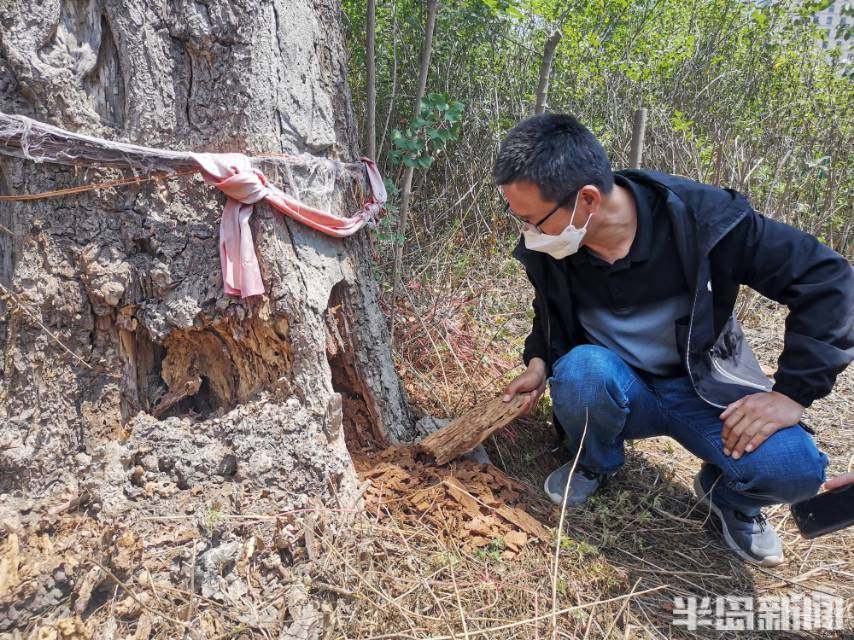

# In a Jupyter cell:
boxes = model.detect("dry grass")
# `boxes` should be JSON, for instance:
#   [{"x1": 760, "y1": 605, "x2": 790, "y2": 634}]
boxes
[
  {"x1": 383, "y1": 252, "x2": 853, "y2": 638},
  {"x1": 3, "y1": 240, "x2": 852, "y2": 638}
]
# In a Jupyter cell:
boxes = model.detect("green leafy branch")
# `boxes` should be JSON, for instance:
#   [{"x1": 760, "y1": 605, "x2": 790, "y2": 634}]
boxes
[{"x1": 388, "y1": 93, "x2": 464, "y2": 170}]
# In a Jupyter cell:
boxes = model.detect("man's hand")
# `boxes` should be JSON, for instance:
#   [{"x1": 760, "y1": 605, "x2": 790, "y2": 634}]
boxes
[
  {"x1": 719, "y1": 391, "x2": 805, "y2": 459},
  {"x1": 501, "y1": 357, "x2": 547, "y2": 415},
  {"x1": 824, "y1": 472, "x2": 854, "y2": 491}
]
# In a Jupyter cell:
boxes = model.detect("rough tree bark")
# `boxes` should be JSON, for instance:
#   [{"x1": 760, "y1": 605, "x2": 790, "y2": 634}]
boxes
[{"x1": 0, "y1": 0, "x2": 415, "y2": 518}]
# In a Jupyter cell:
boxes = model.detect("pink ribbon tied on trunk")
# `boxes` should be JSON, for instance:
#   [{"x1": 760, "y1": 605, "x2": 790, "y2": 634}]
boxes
[{"x1": 190, "y1": 152, "x2": 386, "y2": 299}]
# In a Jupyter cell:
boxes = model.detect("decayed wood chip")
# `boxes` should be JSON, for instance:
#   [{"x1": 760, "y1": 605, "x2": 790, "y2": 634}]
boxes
[
  {"x1": 418, "y1": 395, "x2": 527, "y2": 465},
  {"x1": 503, "y1": 530, "x2": 528, "y2": 551},
  {"x1": 443, "y1": 478, "x2": 481, "y2": 513},
  {"x1": 494, "y1": 504, "x2": 551, "y2": 542},
  {"x1": 151, "y1": 375, "x2": 202, "y2": 418},
  {"x1": 0, "y1": 533, "x2": 20, "y2": 598}
]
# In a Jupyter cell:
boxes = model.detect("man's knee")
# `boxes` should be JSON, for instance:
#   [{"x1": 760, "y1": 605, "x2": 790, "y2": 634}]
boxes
[
  {"x1": 552, "y1": 344, "x2": 625, "y2": 385},
  {"x1": 735, "y1": 431, "x2": 828, "y2": 504},
  {"x1": 764, "y1": 464, "x2": 824, "y2": 505},
  {"x1": 550, "y1": 345, "x2": 633, "y2": 420}
]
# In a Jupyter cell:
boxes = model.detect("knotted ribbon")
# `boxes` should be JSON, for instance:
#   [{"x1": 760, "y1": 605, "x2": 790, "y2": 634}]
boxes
[{"x1": 190, "y1": 152, "x2": 386, "y2": 298}]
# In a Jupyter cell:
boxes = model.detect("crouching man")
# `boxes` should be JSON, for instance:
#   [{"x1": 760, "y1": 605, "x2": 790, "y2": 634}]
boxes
[{"x1": 498, "y1": 114, "x2": 853, "y2": 567}]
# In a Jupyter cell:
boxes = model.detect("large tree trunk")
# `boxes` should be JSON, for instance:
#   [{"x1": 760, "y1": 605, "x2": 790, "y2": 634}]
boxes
[{"x1": 0, "y1": 0, "x2": 414, "y2": 519}]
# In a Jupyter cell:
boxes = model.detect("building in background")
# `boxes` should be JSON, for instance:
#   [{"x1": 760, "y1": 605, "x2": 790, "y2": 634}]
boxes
[{"x1": 815, "y1": 1, "x2": 851, "y2": 63}]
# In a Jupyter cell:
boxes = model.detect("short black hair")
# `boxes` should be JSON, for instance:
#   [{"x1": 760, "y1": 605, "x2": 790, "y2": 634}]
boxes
[{"x1": 492, "y1": 114, "x2": 614, "y2": 202}]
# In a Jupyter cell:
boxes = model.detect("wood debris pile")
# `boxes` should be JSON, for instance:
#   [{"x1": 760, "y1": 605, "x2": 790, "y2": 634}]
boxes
[{"x1": 353, "y1": 445, "x2": 551, "y2": 557}]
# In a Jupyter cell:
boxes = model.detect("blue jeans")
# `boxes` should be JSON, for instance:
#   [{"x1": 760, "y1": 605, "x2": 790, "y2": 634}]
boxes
[{"x1": 549, "y1": 345, "x2": 829, "y2": 516}]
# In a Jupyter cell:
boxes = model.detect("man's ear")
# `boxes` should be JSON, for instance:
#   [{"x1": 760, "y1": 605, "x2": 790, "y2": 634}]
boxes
[
  {"x1": 578, "y1": 184, "x2": 602, "y2": 210},
  {"x1": 578, "y1": 185, "x2": 602, "y2": 210}
]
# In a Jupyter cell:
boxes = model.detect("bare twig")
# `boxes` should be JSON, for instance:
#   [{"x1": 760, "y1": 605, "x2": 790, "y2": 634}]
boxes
[
  {"x1": 551, "y1": 408, "x2": 589, "y2": 639},
  {"x1": 89, "y1": 558, "x2": 191, "y2": 630},
  {"x1": 361, "y1": 585, "x2": 668, "y2": 640}
]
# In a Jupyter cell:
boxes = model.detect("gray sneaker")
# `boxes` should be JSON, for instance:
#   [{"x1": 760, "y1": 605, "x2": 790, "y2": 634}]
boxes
[
  {"x1": 693, "y1": 465, "x2": 784, "y2": 567},
  {"x1": 544, "y1": 462, "x2": 606, "y2": 507}
]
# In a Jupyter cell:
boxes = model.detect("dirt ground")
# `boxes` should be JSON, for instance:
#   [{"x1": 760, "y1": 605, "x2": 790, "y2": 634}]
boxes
[{"x1": 1, "y1": 300, "x2": 851, "y2": 639}]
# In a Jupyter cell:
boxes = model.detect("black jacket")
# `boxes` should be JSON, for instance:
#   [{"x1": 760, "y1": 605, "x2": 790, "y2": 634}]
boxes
[{"x1": 513, "y1": 169, "x2": 853, "y2": 428}]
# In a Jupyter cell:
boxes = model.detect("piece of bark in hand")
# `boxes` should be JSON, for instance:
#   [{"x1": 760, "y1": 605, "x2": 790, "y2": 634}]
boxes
[{"x1": 418, "y1": 395, "x2": 528, "y2": 465}]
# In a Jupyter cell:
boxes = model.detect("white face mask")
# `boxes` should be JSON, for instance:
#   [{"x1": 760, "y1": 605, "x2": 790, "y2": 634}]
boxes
[{"x1": 522, "y1": 192, "x2": 593, "y2": 259}]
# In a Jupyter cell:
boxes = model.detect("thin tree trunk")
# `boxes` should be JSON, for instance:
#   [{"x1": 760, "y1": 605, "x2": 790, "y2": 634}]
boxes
[
  {"x1": 389, "y1": 0, "x2": 439, "y2": 343},
  {"x1": 378, "y1": 2, "x2": 400, "y2": 161},
  {"x1": 629, "y1": 107, "x2": 648, "y2": 168},
  {"x1": 534, "y1": 30, "x2": 562, "y2": 115},
  {"x1": 366, "y1": 0, "x2": 377, "y2": 160}
]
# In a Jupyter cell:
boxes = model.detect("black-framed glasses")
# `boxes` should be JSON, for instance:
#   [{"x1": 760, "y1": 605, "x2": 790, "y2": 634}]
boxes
[{"x1": 500, "y1": 189, "x2": 576, "y2": 232}]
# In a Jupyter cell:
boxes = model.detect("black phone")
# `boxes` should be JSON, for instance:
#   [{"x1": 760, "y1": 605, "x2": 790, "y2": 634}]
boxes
[{"x1": 790, "y1": 484, "x2": 854, "y2": 539}]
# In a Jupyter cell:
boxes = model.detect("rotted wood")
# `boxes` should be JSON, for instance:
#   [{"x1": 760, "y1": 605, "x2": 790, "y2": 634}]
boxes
[
  {"x1": 417, "y1": 394, "x2": 528, "y2": 466},
  {"x1": 150, "y1": 375, "x2": 203, "y2": 418}
]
